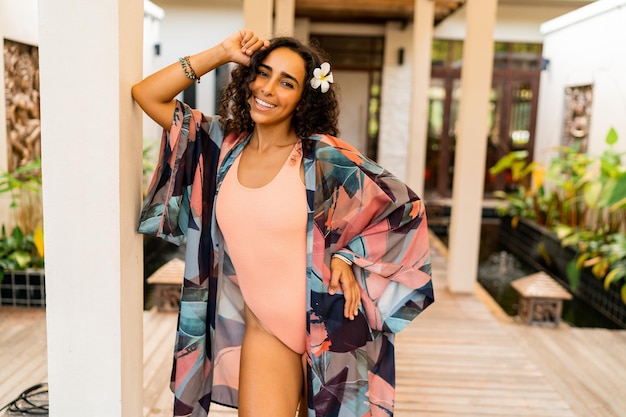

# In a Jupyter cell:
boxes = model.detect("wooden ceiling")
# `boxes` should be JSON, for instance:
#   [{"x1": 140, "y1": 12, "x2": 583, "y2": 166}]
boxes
[{"x1": 295, "y1": 0, "x2": 466, "y2": 24}]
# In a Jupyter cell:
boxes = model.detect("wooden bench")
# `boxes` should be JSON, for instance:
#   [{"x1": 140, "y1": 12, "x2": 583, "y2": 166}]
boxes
[
  {"x1": 511, "y1": 271, "x2": 573, "y2": 327},
  {"x1": 147, "y1": 258, "x2": 184, "y2": 313}
]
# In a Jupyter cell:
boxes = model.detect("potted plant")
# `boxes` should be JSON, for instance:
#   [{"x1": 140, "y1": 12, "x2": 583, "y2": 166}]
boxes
[
  {"x1": 490, "y1": 128, "x2": 626, "y2": 327},
  {"x1": 0, "y1": 159, "x2": 45, "y2": 307}
]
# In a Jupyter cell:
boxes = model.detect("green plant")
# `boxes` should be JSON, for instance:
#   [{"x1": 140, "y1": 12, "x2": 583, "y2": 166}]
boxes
[
  {"x1": 488, "y1": 150, "x2": 546, "y2": 225},
  {"x1": 550, "y1": 129, "x2": 626, "y2": 297},
  {"x1": 492, "y1": 128, "x2": 626, "y2": 302},
  {"x1": 0, "y1": 159, "x2": 43, "y2": 232},
  {"x1": 0, "y1": 224, "x2": 43, "y2": 270},
  {"x1": 0, "y1": 159, "x2": 44, "y2": 280},
  {"x1": 143, "y1": 143, "x2": 157, "y2": 196},
  {"x1": 545, "y1": 128, "x2": 626, "y2": 233}
]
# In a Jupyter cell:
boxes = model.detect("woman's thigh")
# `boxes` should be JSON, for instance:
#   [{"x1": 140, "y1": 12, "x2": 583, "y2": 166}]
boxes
[{"x1": 238, "y1": 305, "x2": 304, "y2": 417}]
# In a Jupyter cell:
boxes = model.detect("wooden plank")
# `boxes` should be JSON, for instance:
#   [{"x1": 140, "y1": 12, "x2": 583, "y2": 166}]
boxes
[
  {"x1": 143, "y1": 312, "x2": 177, "y2": 416},
  {"x1": 0, "y1": 307, "x2": 47, "y2": 407},
  {"x1": 511, "y1": 324, "x2": 626, "y2": 417}
]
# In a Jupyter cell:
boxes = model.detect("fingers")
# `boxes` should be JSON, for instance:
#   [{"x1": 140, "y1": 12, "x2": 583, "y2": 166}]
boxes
[
  {"x1": 329, "y1": 264, "x2": 340, "y2": 296},
  {"x1": 221, "y1": 30, "x2": 268, "y2": 66},
  {"x1": 329, "y1": 258, "x2": 362, "y2": 321},
  {"x1": 239, "y1": 30, "x2": 268, "y2": 56},
  {"x1": 341, "y1": 275, "x2": 361, "y2": 321}
]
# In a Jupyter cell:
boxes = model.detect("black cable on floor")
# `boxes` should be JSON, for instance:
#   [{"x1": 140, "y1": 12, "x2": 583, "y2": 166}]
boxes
[{"x1": 0, "y1": 383, "x2": 48, "y2": 415}]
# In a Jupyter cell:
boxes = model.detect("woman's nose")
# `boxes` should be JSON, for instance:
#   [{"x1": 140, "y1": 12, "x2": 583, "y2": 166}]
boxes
[{"x1": 261, "y1": 79, "x2": 278, "y2": 95}]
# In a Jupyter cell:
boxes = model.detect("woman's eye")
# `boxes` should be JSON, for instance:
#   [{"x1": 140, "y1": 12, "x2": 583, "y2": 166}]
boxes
[
  {"x1": 258, "y1": 71, "x2": 269, "y2": 78},
  {"x1": 282, "y1": 81, "x2": 294, "y2": 88}
]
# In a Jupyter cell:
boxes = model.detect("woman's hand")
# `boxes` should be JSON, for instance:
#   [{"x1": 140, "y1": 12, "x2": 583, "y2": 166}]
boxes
[
  {"x1": 132, "y1": 29, "x2": 269, "y2": 130},
  {"x1": 329, "y1": 257, "x2": 361, "y2": 320},
  {"x1": 220, "y1": 29, "x2": 270, "y2": 67}
]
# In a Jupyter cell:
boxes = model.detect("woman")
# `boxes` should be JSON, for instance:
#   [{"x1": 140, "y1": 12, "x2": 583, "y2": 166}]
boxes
[{"x1": 132, "y1": 30, "x2": 434, "y2": 417}]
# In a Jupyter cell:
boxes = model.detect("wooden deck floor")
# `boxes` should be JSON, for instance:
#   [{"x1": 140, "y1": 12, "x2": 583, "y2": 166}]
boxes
[{"x1": 1, "y1": 236, "x2": 625, "y2": 416}]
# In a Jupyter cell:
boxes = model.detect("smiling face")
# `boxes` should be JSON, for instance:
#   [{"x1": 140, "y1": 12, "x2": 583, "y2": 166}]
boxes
[{"x1": 248, "y1": 47, "x2": 306, "y2": 130}]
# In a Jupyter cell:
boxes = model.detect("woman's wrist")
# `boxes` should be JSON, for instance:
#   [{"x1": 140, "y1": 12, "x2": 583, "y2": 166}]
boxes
[
  {"x1": 332, "y1": 253, "x2": 353, "y2": 266},
  {"x1": 183, "y1": 46, "x2": 231, "y2": 81},
  {"x1": 178, "y1": 56, "x2": 200, "y2": 83}
]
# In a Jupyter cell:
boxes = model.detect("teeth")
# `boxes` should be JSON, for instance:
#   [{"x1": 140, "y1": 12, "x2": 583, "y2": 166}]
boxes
[{"x1": 255, "y1": 97, "x2": 276, "y2": 108}]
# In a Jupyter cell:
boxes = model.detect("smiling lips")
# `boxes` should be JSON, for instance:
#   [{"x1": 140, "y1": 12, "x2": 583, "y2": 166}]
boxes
[{"x1": 254, "y1": 97, "x2": 276, "y2": 109}]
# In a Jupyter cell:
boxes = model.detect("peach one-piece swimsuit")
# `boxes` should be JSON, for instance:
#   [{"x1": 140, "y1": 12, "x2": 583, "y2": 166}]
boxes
[{"x1": 215, "y1": 141, "x2": 307, "y2": 354}]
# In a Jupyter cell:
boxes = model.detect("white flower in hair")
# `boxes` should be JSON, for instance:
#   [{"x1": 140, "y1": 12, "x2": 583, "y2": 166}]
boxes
[{"x1": 310, "y1": 62, "x2": 334, "y2": 93}]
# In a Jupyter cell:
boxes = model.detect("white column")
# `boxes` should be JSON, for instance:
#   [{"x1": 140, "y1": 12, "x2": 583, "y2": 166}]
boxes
[
  {"x1": 406, "y1": 0, "x2": 434, "y2": 197},
  {"x1": 274, "y1": 0, "x2": 295, "y2": 37},
  {"x1": 447, "y1": 0, "x2": 498, "y2": 293},
  {"x1": 38, "y1": 0, "x2": 144, "y2": 415},
  {"x1": 244, "y1": 0, "x2": 274, "y2": 38}
]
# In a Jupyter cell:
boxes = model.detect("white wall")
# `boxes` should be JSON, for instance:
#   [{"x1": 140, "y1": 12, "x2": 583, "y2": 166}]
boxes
[
  {"x1": 378, "y1": 22, "x2": 413, "y2": 181},
  {"x1": 535, "y1": 0, "x2": 626, "y2": 166},
  {"x1": 149, "y1": 0, "x2": 244, "y2": 143},
  {"x1": 0, "y1": 0, "x2": 39, "y2": 225},
  {"x1": 335, "y1": 70, "x2": 369, "y2": 153}
]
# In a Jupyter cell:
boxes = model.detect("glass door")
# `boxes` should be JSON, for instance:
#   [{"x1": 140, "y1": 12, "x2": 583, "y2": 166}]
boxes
[
  {"x1": 427, "y1": 40, "x2": 541, "y2": 197},
  {"x1": 487, "y1": 78, "x2": 538, "y2": 192}
]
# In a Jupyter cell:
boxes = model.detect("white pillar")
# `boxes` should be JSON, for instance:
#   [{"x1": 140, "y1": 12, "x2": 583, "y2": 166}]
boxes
[
  {"x1": 244, "y1": 0, "x2": 274, "y2": 38},
  {"x1": 274, "y1": 0, "x2": 295, "y2": 37},
  {"x1": 38, "y1": 0, "x2": 144, "y2": 415},
  {"x1": 447, "y1": 0, "x2": 497, "y2": 293},
  {"x1": 406, "y1": 0, "x2": 434, "y2": 197}
]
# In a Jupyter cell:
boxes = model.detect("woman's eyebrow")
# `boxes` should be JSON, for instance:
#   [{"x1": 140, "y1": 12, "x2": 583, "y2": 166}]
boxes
[{"x1": 258, "y1": 63, "x2": 301, "y2": 86}]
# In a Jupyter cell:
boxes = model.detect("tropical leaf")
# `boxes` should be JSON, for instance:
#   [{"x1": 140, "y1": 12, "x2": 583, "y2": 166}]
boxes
[
  {"x1": 576, "y1": 252, "x2": 591, "y2": 269},
  {"x1": 9, "y1": 251, "x2": 31, "y2": 270},
  {"x1": 511, "y1": 216, "x2": 519, "y2": 228},
  {"x1": 567, "y1": 260, "x2": 580, "y2": 290},
  {"x1": 610, "y1": 197, "x2": 626, "y2": 212},
  {"x1": 605, "y1": 127, "x2": 618, "y2": 146},
  {"x1": 538, "y1": 241, "x2": 552, "y2": 266},
  {"x1": 583, "y1": 181, "x2": 602, "y2": 210},
  {"x1": 591, "y1": 259, "x2": 609, "y2": 279},
  {"x1": 598, "y1": 177, "x2": 616, "y2": 207},
  {"x1": 561, "y1": 234, "x2": 580, "y2": 248},
  {"x1": 604, "y1": 267, "x2": 626, "y2": 290},
  {"x1": 531, "y1": 165, "x2": 546, "y2": 192},
  {"x1": 554, "y1": 224, "x2": 574, "y2": 240},
  {"x1": 607, "y1": 174, "x2": 626, "y2": 208},
  {"x1": 33, "y1": 226, "x2": 44, "y2": 258},
  {"x1": 488, "y1": 150, "x2": 528, "y2": 176}
]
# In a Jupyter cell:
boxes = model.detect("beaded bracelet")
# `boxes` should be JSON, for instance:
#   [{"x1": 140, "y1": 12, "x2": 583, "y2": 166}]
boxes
[
  {"x1": 178, "y1": 56, "x2": 201, "y2": 83},
  {"x1": 332, "y1": 253, "x2": 353, "y2": 266}
]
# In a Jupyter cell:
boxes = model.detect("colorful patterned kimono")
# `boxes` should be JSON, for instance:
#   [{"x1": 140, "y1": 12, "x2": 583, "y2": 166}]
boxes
[{"x1": 139, "y1": 101, "x2": 434, "y2": 417}]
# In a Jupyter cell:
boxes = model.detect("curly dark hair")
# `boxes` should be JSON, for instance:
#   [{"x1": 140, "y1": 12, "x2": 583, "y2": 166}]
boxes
[{"x1": 218, "y1": 37, "x2": 340, "y2": 139}]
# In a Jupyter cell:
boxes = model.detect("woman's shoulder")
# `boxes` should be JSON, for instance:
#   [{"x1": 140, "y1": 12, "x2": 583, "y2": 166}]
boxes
[
  {"x1": 311, "y1": 134, "x2": 356, "y2": 153},
  {"x1": 311, "y1": 133, "x2": 386, "y2": 175},
  {"x1": 312, "y1": 134, "x2": 365, "y2": 159}
]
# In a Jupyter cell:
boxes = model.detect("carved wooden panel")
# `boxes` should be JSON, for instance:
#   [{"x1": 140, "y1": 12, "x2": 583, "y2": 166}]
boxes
[
  {"x1": 563, "y1": 84, "x2": 592, "y2": 153},
  {"x1": 3, "y1": 39, "x2": 41, "y2": 173}
]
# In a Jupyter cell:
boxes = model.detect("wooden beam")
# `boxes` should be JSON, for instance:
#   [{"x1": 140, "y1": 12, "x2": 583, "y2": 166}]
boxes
[{"x1": 295, "y1": 0, "x2": 464, "y2": 23}]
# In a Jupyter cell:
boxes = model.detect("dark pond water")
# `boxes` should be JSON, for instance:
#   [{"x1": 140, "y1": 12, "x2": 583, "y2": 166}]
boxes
[{"x1": 435, "y1": 221, "x2": 622, "y2": 329}]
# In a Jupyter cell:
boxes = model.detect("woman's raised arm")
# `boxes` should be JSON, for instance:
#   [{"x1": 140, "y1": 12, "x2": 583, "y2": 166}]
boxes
[{"x1": 131, "y1": 30, "x2": 268, "y2": 130}]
